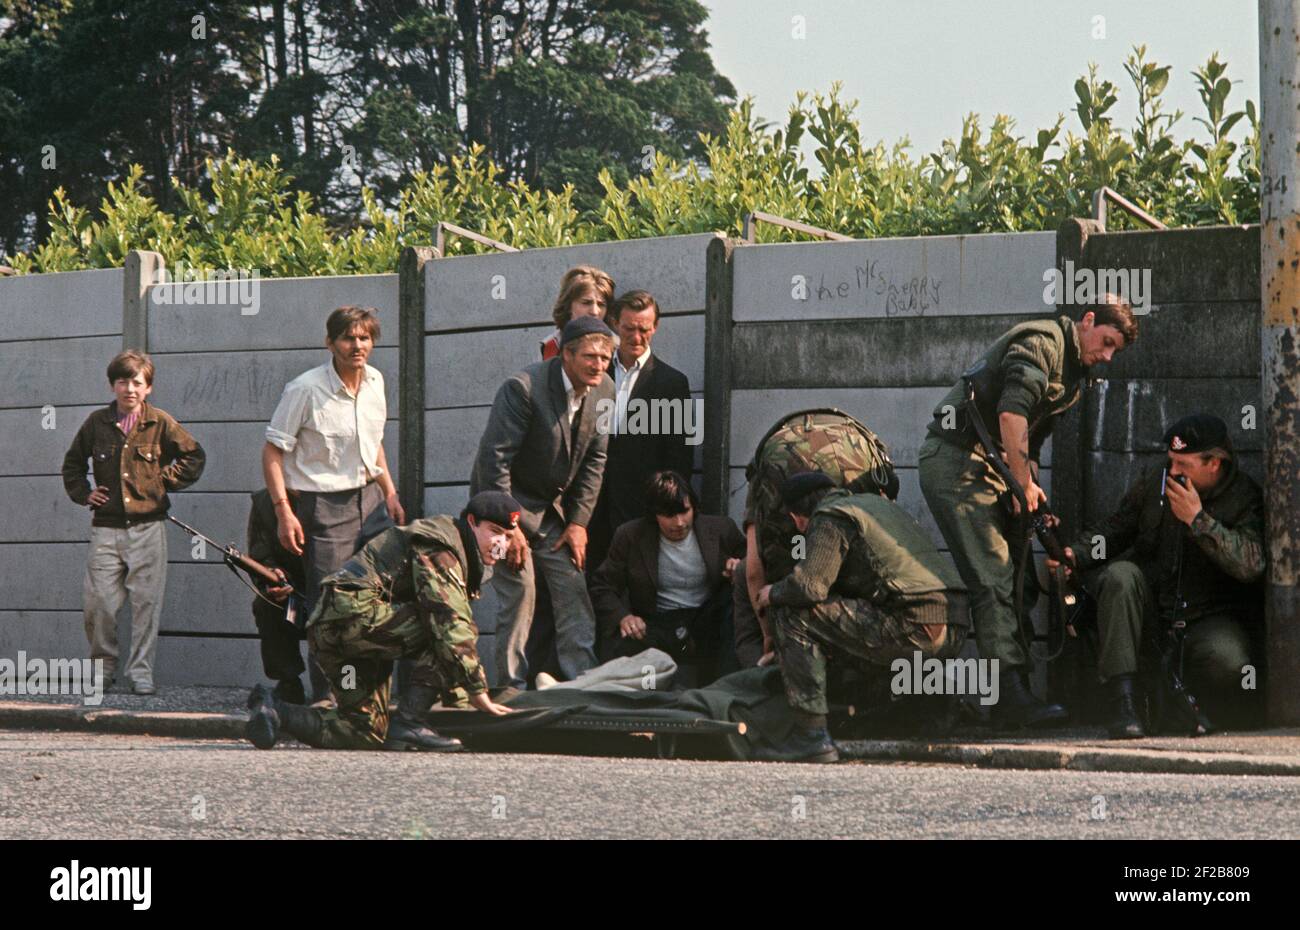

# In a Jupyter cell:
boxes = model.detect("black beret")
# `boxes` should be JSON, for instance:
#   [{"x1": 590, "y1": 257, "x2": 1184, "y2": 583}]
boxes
[
  {"x1": 465, "y1": 491, "x2": 521, "y2": 530},
  {"x1": 560, "y1": 315, "x2": 614, "y2": 347},
  {"x1": 779, "y1": 471, "x2": 836, "y2": 507},
  {"x1": 1164, "y1": 414, "x2": 1230, "y2": 455}
]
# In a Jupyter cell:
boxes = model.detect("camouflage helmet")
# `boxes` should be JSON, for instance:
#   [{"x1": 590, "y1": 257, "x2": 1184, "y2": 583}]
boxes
[{"x1": 742, "y1": 408, "x2": 896, "y2": 580}]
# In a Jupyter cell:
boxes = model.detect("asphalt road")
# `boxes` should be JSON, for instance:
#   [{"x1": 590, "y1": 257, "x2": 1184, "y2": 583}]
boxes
[{"x1": 3, "y1": 729, "x2": 1298, "y2": 839}]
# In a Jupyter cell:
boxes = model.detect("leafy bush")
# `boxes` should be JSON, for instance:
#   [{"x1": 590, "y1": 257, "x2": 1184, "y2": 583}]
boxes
[{"x1": 3, "y1": 48, "x2": 1259, "y2": 275}]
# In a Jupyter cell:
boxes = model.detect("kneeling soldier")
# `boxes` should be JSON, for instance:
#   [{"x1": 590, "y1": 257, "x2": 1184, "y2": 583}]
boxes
[
  {"x1": 246, "y1": 491, "x2": 517, "y2": 751},
  {"x1": 755, "y1": 472, "x2": 970, "y2": 762},
  {"x1": 1048, "y1": 414, "x2": 1265, "y2": 737}
]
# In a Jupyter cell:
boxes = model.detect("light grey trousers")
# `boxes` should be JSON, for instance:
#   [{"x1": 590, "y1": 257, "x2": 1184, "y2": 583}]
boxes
[
  {"x1": 83, "y1": 521, "x2": 167, "y2": 687},
  {"x1": 487, "y1": 510, "x2": 598, "y2": 689}
]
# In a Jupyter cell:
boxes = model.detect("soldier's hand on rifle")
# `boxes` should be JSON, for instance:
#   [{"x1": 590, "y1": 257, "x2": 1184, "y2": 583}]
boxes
[
  {"x1": 1045, "y1": 546, "x2": 1076, "y2": 579},
  {"x1": 87, "y1": 486, "x2": 110, "y2": 508},
  {"x1": 1165, "y1": 474, "x2": 1203, "y2": 526},
  {"x1": 553, "y1": 522, "x2": 587, "y2": 571},
  {"x1": 619, "y1": 614, "x2": 647, "y2": 640},
  {"x1": 265, "y1": 568, "x2": 292, "y2": 603},
  {"x1": 275, "y1": 503, "x2": 305, "y2": 556},
  {"x1": 505, "y1": 525, "x2": 530, "y2": 571},
  {"x1": 469, "y1": 690, "x2": 513, "y2": 716},
  {"x1": 1010, "y1": 480, "x2": 1048, "y2": 515}
]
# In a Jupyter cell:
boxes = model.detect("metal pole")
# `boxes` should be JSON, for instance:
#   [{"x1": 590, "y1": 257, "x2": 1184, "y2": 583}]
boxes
[{"x1": 1259, "y1": 0, "x2": 1300, "y2": 724}]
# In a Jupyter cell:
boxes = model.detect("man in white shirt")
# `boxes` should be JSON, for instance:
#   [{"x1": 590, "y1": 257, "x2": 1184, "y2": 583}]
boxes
[{"x1": 262, "y1": 306, "x2": 403, "y2": 698}]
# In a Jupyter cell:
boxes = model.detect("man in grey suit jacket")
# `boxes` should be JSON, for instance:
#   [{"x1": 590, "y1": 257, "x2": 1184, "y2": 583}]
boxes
[{"x1": 471, "y1": 316, "x2": 617, "y2": 688}]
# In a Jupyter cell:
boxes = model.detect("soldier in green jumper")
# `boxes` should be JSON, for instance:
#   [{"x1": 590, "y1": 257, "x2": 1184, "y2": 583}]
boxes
[
  {"x1": 918, "y1": 297, "x2": 1139, "y2": 728},
  {"x1": 1047, "y1": 414, "x2": 1266, "y2": 737},
  {"x1": 754, "y1": 472, "x2": 970, "y2": 763},
  {"x1": 740, "y1": 409, "x2": 897, "y2": 663},
  {"x1": 245, "y1": 491, "x2": 519, "y2": 751}
]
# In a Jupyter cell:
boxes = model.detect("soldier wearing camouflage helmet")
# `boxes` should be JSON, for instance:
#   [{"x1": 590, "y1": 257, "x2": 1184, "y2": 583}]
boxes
[
  {"x1": 754, "y1": 472, "x2": 970, "y2": 762},
  {"x1": 739, "y1": 409, "x2": 897, "y2": 662},
  {"x1": 1047, "y1": 414, "x2": 1265, "y2": 738},
  {"x1": 245, "y1": 491, "x2": 519, "y2": 751}
]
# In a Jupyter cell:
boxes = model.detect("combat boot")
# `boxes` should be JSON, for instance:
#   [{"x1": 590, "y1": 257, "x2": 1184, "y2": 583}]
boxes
[
  {"x1": 1104, "y1": 674, "x2": 1146, "y2": 739},
  {"x1": 246, "y1": 683, "x2": 323, "y2": 749},
  {"x1": 383, "y1": 683, "x2": 463, "y2": 752},
  {"x1": 752, "y1": 726, "x2": 840, "y2": 763},
  {"x1": 992, "y1": 668, "x2": 1069, "y2": 730}
]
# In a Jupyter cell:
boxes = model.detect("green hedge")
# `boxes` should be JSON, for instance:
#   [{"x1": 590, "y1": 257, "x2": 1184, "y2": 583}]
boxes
[{"x1": 5, "y1": 48, "x2": 1259, "y2": 277}]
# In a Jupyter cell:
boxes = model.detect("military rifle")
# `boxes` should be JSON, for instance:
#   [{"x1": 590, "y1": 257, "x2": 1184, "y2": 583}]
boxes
[
  {"x1": 166, "y1": 514, "x2": 302, "y2": 622},
  {"x1": 961, "y1": 361, "x2": 1085, "y2": 657},
  {"x1": 1148, "y1": 471, "x2": 1214, "y2": 735}
]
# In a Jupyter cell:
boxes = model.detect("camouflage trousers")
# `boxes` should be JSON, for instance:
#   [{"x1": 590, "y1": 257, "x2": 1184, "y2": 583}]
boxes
[
  {"x1": 770, "y1": 596, "x2": 969, "y2": 716},
  {"x1": 302, "y1": 586, "x2": 461, "y2": 750}
]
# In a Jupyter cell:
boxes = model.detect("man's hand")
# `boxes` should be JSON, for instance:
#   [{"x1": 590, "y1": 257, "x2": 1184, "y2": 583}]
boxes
[
  {"x1": 619, "y1": 614, "x2": 647, "y2": 640},
  {"x1": 385, "y1": 491, "x2": 406, "y2": 526},
  {"x1": 1166, "y1": 476, "x2": 1203, "y2": 526},
  {"x1": 469, "y1": 691, "x2": 512, "y2": 716},
  {"x1": 276, "y1": 505, "x2": 305, "y2": 556},
  {"x1": 1044, "y1": 546, "x2": 1076, "y2": 580},
  {"x1": 505, "y1": 526, "x2": 530, "y2": 571},
  {"x1": 1010, "y1": 480, "x2": 1048, "y2": 515},
  {"x1": 87, "y1": 486, "x2": 110, "y2": 509},
  {"x1": 552, "y1": 522, "x2": 587, "y2": 571},
  {"x1": 722, "y1": 557, "x2": 741, "y2": 579},
  {"x1": 264, "y1": 568, "x2": 293, "y2": 603}
]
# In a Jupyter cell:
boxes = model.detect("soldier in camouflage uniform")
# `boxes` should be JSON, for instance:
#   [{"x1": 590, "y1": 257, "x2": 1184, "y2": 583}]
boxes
[
  {"x1": 754, "y1": 473, "x2": 969, "y2": 762},
  {"x1": 739, "y1": 409, "x2": 897, "y2": 663},
  {"x1": 245, "y1": 492, "x2": 519, "y2": 751},
  {"x1": 918, "y1": 299, "x2": 1138, "y2": 728},
  {"x1": 1048, "y1": 414, "x2": 1266, "y2": 737}
]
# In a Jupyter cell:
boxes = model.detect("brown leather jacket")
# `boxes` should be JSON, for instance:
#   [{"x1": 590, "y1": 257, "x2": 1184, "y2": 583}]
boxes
[{"x1": 61, "y1": 401, "x2": 206, "y2": 528}]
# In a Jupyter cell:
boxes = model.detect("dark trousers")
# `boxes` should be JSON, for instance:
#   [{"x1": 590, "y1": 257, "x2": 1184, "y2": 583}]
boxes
[
  {"x1": 252, "y1": 598, "x2": 305, "y2": 682},
  {"x1": 296, "y1": 481, "x2": 393, "y2": 699},
  {"x1": 600, "y1": 584, "x2": 738, "y2": 688}
]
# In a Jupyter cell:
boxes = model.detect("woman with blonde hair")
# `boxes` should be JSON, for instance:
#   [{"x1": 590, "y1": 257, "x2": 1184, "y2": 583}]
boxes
[{"x1": 540, "y1": 265, "x2": 615, "y2": 359}]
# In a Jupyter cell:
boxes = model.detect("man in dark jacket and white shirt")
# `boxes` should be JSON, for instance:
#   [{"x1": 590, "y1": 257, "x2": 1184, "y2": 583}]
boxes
[
  {"x1": 470, "y1": 315, "x2": 617, "y2": 688},
  {"x1": 590, "y1": 470, "x2": 745, "y2": 685}
]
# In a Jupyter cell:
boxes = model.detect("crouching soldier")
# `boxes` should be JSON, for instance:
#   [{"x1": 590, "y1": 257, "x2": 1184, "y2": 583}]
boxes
[
  {"x1": 245, "y1": 491, "x2": 518, "y2": 751},
  {"x1": 1048, "y1": 414, "x2": 1265, "y2": 738},
  {"x1": 755, "y1": 473, "x2": 970, "y2": 762}
]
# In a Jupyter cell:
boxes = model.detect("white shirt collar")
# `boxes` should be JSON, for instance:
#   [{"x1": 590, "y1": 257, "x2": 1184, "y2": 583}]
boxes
[
  {"x1": 327, "y1": 360, "x2": 376, "y2": 397},
  {"x1": 616, "y1": 347, "x2": 651, "y2": 375}
]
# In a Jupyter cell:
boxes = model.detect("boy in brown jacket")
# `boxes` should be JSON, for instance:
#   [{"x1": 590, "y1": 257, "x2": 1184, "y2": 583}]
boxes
[{"x1": 61, "y1": 351, "x2": 205, "y2": 694}]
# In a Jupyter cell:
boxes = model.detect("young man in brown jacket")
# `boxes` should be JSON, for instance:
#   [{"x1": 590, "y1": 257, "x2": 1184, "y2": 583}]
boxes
[{"x1": 61, "y1": 350, "x2": 206, "y2": 694}]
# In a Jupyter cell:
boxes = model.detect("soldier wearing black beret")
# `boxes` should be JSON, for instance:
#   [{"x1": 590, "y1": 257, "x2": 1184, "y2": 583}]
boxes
[{"x1": 1048, "y1": 413, "x2": 1266, "y2": 737}]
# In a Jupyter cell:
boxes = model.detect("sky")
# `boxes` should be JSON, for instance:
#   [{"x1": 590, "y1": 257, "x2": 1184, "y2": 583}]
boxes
[{"x1": 700, "y1": 0, "x2": 1259, "y2": 161}]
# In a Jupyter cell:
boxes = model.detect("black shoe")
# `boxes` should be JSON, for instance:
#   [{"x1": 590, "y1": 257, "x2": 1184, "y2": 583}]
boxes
[
  {"x1": 383, "y1": 716, "x2": 464, "y2": 752},
  {"x1": 753, "y1": 726, "x2": 840, "y2": 763},
  {"x1": 273, "y1": 677, "x2": 307, "y2": 705},
  {"x1": 245, "y1": 684, "x2": 281, "y2": 749},
  {"x1": 992, "y1": 669, "x2": 1069, "y2": 730},
  {"x1": 1105, "y1": 675, "x2": 1146, "y2": 739},
  {"x1": 383, "y1": 683, "x2": 463, "y2": 752}
]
